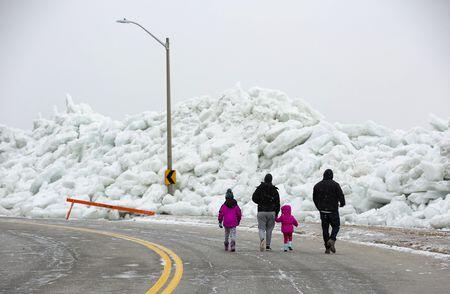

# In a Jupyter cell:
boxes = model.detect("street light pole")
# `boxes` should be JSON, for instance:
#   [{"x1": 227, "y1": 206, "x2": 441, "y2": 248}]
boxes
[
  {"x1": 165, "y1": 37, "x2": 174, "y2": 195},
  {"x1": 117, "y1": 18, "x2": 175, "y2": 195}
]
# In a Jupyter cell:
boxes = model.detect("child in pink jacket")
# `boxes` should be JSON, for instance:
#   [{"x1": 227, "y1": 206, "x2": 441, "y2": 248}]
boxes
[
  {"x1": 276, "y1": 205, "x2": 299, "y2": 252},
  {"x1": 218, "y1": 189, "x2": 242, "y2": 252}
]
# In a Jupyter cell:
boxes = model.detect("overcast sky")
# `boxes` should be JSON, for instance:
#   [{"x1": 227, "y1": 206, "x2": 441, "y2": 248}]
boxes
[{"x1": 1, "y1": 0, "x2": 449, "y2": 130}]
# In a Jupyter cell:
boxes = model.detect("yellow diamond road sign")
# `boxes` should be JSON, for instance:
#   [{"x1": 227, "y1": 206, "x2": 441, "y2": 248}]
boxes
[{"x1": 165, "y1": 169, "x2": 176, "y2": 186}]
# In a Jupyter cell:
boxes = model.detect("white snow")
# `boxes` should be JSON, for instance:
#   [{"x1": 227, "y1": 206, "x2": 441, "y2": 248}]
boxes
[
  {"x1": 430, "y1": 213, "x2": 450, "y2": 229},
  {"x1": 0, "y1": 86, "x2": 449, "y2": 229},
  {"x1": 263, "y1": 128, "x2": 312, "y2": 159}
]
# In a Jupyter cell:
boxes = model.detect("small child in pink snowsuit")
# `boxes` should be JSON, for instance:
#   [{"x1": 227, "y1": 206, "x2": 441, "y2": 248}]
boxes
[
  {"x1": 276, "y1": 205, "x2": 299, "y2": 252},
  {"x1": 218, "y1": 189, "x2": 242, "y2": 252}
]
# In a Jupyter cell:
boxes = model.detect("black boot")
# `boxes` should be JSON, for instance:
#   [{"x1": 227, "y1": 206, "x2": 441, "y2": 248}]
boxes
[
  {"x1": 324, "y1": 242, "x2": 331, "y2": 254},
  {"x1": 328, "y1": 239, "x2": 336, "y2": 253}
]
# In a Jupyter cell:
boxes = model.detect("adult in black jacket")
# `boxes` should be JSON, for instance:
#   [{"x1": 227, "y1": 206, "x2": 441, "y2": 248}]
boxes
[
  {"x1": 313, "y1": 169, "x2": 345, "y2": 254},
  {"x1": 252, "y1": 174, "x2": 280, "y2": 251}
]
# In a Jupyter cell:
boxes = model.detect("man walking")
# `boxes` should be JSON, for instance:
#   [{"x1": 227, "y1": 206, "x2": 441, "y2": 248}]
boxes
[
  {"x1": 313, "y1": 169, "x2": 345, "y2": 254},
  {"x1": 252, "y1": 174, "x2": 280, "y2": 251}
]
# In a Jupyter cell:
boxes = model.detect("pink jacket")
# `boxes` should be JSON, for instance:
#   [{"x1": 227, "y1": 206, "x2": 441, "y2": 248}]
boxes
[
  {"x1": 218, "y1": 199, "x2": 242, "y2": 228},
  {"x1": 275, "y1": 205, "x2": 298, "y2": 233}
]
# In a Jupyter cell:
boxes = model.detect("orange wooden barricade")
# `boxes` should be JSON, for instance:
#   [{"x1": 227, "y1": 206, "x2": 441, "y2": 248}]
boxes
[{"x1": 66, "y1": 197, "x2": 155, "y2": 220}]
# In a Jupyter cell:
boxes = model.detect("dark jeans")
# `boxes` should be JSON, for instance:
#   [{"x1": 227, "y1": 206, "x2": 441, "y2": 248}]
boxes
[{"x1": 320, "y1": 211, "x2": 340, "y2": 247}]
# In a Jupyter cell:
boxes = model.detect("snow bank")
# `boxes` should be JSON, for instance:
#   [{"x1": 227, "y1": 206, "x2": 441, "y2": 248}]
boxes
[{"x1": 0, "y1": 86, "x2": 449, "y2": 229}]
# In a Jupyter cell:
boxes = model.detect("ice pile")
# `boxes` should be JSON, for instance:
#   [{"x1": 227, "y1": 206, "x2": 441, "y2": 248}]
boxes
[{"x1": 0, "y1": 87, "x2": 449, "y2": 229}]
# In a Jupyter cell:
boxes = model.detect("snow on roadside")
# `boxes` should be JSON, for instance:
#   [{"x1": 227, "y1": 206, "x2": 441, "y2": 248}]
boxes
[{"x1": 0, "y1": 86, "x2": 449, "y2": 229}]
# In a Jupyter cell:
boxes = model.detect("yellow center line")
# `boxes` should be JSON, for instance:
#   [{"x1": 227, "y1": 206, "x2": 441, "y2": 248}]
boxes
[
  {"x1": 120, "y1": 235, "x2": 184, "y2": 294},
  {"x1": 158, "y1": 245, "x2": 184, "y2": 294},
  {"x1": 106, "y1": 233, "x2": 172, "y2": 294},
  {"x1": 2, "y1": 220, "x2": 183, "y2": 294}
]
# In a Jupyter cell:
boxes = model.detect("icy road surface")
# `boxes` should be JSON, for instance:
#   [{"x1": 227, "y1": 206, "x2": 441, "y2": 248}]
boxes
[{"x1": 0, "y1": 217, "x2": 448, "y2": 294}]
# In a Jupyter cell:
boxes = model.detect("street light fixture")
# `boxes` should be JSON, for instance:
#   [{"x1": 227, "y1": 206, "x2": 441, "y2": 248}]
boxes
[{"x1": 117, "y1": 18, "x2": 175, "y2": 195}]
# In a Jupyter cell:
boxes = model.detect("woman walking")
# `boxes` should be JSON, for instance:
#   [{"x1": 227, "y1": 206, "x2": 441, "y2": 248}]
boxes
[{"x1": 252, "y1": 174, "x2": 280, "y2": 251}]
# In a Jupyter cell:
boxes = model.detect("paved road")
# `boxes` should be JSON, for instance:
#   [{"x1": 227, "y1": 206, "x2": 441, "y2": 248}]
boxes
[{"x1": 0, "y1": 218, "x2": 448, "y2": 294}]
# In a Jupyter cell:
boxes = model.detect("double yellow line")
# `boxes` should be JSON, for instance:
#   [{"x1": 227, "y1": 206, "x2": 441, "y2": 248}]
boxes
[
  {"x1": 106, "y1": 231, "x2": 183, "y2": 294},
  {"x1": 6, "y1": 220, "x2": 183, "y2": 294}
]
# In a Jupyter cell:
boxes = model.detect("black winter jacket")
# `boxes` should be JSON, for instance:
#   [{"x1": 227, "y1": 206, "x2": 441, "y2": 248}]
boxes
[
  {"x1": 313, "y1": 170, "x2": 345, "y2": 212},
  {"x1": 252, "y1": 182, "x2": 280, "y2": 216}
]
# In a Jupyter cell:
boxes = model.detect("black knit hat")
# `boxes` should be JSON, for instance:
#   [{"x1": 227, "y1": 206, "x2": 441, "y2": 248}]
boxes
[
  {"x1": 225, "y1": 188, "x2": 234, "y2": 199},
  {"x1": 264, "y1": 173, "x2": 273, "y2": 183}
]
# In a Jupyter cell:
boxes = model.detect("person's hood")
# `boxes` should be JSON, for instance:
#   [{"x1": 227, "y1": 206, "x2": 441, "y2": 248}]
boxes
[
  {"x1": 281, "y1": 205, "x2": 292, "y2": 215},
  {"x1": 264, "y1": 173, "x2": 273, "y2": 183},
  {"x1": 323, "y1": 169, "x2": 333, "y2": 180},
  {"x1": 224, "y1": 198, "x2": 237, "y2": 208}
]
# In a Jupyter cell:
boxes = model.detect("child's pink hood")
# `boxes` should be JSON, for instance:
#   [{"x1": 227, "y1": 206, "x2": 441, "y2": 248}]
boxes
[
  {"x1": 281, "y1": 205, "x2": 292, "y2": 215},
  {"x1": 276, "y1": 205, "x2": 298, "y2": 233}
]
